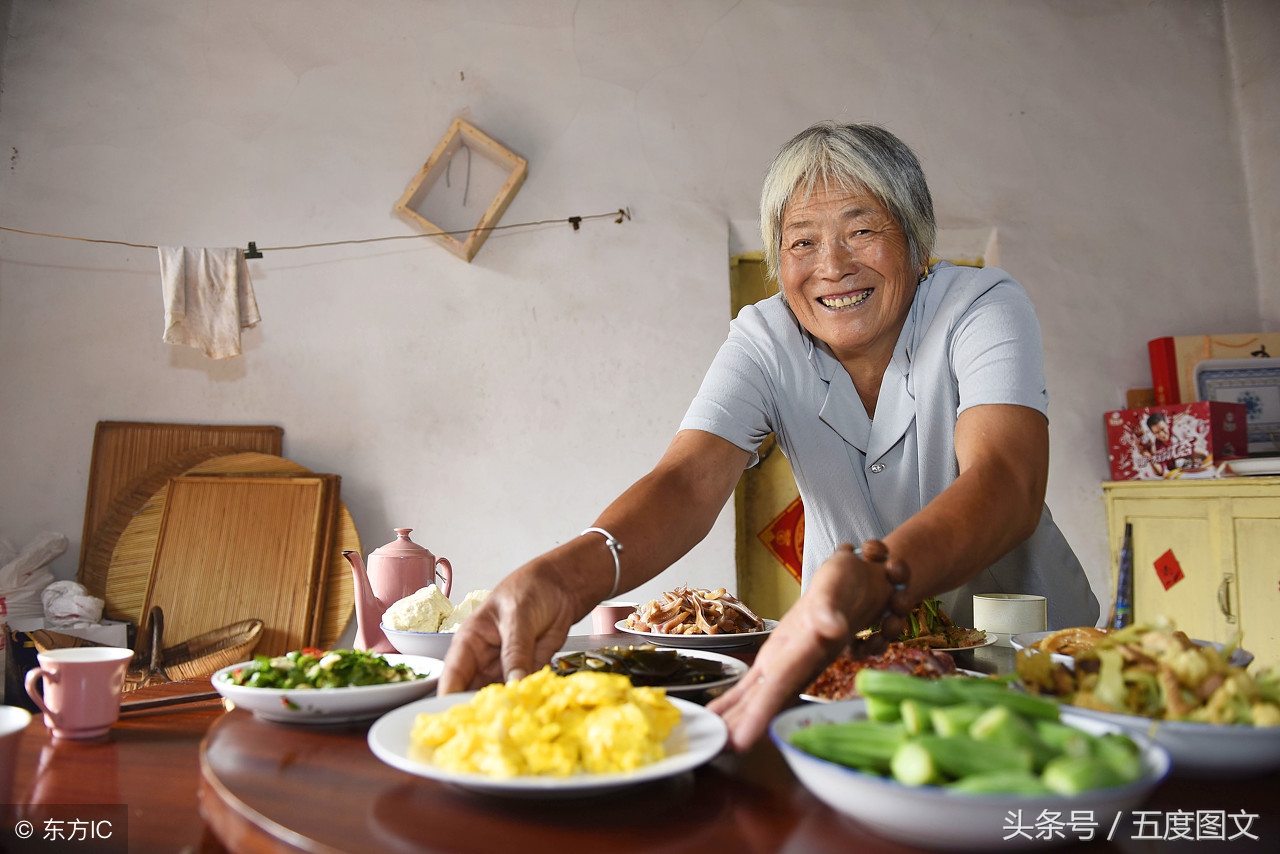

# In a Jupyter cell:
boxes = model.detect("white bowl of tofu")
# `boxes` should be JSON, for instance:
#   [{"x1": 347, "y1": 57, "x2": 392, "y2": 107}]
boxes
[{"x1": 380, "y1": 586, "x2": 490, "y2": 659}]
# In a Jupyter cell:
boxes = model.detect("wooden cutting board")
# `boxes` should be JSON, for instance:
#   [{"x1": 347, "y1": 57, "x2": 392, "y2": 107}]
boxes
[
  {"x1": 79, "y1": 421, "x2": 283, "y2": 575},
  {"x1": 101, "y1": 453, "x2": 357, "y2": 649},
  {"x1": 80, "y1": 445, "x2": 243, "y2": 599},
  {"x1": 144, "y1": 475, "x2": 337, "y2": 658}
]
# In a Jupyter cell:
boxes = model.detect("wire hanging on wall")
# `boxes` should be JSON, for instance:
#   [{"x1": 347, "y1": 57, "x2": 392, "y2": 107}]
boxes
[{"x1": 0, "y1": 207, "x2": 633, "y2": 258}]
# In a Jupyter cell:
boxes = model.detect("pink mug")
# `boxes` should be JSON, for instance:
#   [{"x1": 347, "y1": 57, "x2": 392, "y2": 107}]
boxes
[
  {"x1": 592, "y1": 600, "x2": 639, "y2": 635},
  {"x1": 24, "y1": 648, "x2": 133, "y2": 740}
]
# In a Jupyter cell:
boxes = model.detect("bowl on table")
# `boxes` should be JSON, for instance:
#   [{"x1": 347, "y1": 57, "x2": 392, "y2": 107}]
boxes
[
  {"x1": 381, "y1": 624, "x2": 454, "y2": 659},
  {"x1": 1010, "y1": 631, "x2": 1254, "y2": 670},
  {"x1": 1041, "y1": 705, "x2": 1280, "y2": 779},
  {"x1": 770, "y1": 698, "x2": 1170, "y2": 851}
]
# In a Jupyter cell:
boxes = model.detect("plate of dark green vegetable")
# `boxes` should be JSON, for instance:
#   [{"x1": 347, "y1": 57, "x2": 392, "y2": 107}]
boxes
[
  {"x1": 212, "y1": 649, "x2": 443, "y2": 724},
  {"x1": 771, "y1": 669, "x2": 1170, "y2": 851},
  {"x1": 551, "y1": 645, "x2": 747, "y2": 698}
]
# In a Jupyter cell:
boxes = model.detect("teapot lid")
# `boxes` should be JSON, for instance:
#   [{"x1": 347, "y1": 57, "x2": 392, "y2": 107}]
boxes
[{"x1": 372, "y1": 528, "x2": 433, "y2": 558}]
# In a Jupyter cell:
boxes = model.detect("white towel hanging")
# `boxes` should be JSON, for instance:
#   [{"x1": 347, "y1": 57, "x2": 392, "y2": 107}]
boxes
[{"x1": 159, "y1": 246, "x2": 261, "y2": 359}]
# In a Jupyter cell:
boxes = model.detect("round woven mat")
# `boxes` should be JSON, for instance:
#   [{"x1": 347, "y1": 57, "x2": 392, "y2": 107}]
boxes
[{"x1": 96, "y1": 452, "x2": 356, "y2": 649}]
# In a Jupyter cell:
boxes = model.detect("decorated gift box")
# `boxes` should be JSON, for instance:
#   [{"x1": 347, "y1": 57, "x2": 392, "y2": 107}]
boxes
[{"x1": 1105, "y1": 402, "x2": 1249, "y2": 481}]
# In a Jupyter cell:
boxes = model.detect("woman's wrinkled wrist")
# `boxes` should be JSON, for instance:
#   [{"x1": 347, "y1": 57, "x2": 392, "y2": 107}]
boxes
[
  {"x1": 857, "y1": 543, "x2": 909, "y2": 621},
  {"x1": 580, "y1": 526, "x2": 623, "y2": 599}
]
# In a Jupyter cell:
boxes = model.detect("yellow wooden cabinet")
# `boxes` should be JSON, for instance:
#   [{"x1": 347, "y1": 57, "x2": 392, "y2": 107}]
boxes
[{"x1": 1102, "y1": 478, "x2": 1280, "y2": 671}]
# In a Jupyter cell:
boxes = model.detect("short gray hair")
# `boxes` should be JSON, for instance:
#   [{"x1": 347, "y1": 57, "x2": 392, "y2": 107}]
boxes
[{"x1": 760, "y1": 121, "x2": 935, "y2": 283}]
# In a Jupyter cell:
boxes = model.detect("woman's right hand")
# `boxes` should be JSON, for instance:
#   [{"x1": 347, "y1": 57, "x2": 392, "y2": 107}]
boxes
[
  {"x1": 437, "y1": 553, "x2": 585, "y2": 694},
  {"x1": 439, "y1": 430, "x2": 752, "y2": 694},
  {"x1": 708, "y1": 540, "x2": 913, "y2": 751}
]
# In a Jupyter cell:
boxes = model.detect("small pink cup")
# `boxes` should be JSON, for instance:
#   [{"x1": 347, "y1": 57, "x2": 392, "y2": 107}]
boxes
[
  {"x1": 24, "y1": 647, "x2": 133, "y2": 740},
  {"x1": 592, "y1": 600, "x2": 638, "y2": 635}
]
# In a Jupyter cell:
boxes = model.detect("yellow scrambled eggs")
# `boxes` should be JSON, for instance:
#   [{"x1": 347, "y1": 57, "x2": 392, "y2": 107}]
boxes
[{"x1": 410, "y1": 666, "x2": 681, "y2": 777}]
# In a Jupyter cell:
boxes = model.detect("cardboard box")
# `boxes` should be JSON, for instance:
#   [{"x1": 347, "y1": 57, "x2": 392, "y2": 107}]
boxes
[
  {"x1": 1105, "y1": 402, "x2": 1249, "y2": 481},
  {"x1": 1148, "y1": 333, "x2": 1280, "y2": 404}
]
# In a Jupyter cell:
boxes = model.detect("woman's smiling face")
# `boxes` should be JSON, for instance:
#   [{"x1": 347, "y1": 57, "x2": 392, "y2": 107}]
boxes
[{"x1": 778, "y1": 181, "x2": 919, "y2": 371}]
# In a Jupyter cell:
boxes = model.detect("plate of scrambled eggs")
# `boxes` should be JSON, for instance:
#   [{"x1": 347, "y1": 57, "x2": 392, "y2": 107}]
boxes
[{"x1": 367, "y1": 667, "x2": 728, "y2": 796}]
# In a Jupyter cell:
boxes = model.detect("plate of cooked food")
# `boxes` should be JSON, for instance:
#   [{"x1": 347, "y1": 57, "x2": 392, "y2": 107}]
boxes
[
  {"x1": 800, "y1": 641, "x2": 986, "y2": 703},
  {"x1": 853, "y1": 598, "x2": 993, "y2": 652},
  {"x1": 1011, "y1": 626, "x2": 1255, "y2": 669},
  {"x1": 551, "y1": 645, "x2": 747, "y2": 698},
  {"x1": 1014, "y1": 619, "x2": 1280, "y2": 778},
  {"x1": 212, "y1": 648, "x2": 442, "y2": 724},
  {"x1": 368, "y1": 666, "x2": 727, "y2": 797},
  {"x1": 615, "y1": 586, "x2": 777, "y2": 650},
  {"x1": 775, "y1": 669, "x2": 1170, "y2": 851}
]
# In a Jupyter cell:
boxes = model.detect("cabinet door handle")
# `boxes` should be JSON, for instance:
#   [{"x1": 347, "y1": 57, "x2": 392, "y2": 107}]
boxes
[{"x1": 1217, "y1": 573, "x2": 1236, "y2": 624}]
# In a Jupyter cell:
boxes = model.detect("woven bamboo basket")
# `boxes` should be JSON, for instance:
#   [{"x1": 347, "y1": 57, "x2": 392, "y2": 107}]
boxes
[
  {"x1": 161, "y1": 618, "x2": 264, "y2": 682},
  {"x1": 29, "y1": 620, "x2": 263, "y2": 690}
]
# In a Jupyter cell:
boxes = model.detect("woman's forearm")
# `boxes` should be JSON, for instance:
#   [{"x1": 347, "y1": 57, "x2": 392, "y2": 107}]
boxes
[
  {"x1": 885, "y1": 404, "x2": 1048, "y2": 603},
  {"x1": 554, "y1": 429, "x2": 753, "y2": 615}
]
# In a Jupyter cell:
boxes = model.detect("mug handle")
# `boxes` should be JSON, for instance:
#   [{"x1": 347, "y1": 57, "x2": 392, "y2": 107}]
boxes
[
  {"x1": 435, "y1": 557, "x2": 453, "y2": 600},
  {"x1": 24, "y1": 667, "x2": 59, "y2": 726}
]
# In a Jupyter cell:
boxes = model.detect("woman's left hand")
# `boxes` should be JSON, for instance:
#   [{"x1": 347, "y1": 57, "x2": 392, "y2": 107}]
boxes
[{"x1": 708, "y1": 541, "x2": 912, "y2": 752}]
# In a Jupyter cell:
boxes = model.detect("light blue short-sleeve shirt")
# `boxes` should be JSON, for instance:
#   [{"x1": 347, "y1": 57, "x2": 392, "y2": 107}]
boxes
[{"x1": 680, "y1": 263, "x2": 1099, "y2": 630}]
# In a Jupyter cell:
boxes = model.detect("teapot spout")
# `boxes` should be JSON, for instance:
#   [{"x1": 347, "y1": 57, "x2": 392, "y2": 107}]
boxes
[{"x1": 343, "y1": 550, "x2": 395, "y2": 653}]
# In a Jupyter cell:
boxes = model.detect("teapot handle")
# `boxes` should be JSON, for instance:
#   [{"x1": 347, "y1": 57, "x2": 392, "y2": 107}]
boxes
[{"x1": 435, "y1": 557, "x2": 453, "y2": 600}]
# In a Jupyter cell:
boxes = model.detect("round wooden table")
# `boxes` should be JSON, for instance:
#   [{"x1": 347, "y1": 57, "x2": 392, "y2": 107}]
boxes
[
  {"x1": 195, "y1": 643, "x2": 1280, "y2": 853},
  {"x1": 8, "y1": 643, "x2": 1279, "y2": 853}
]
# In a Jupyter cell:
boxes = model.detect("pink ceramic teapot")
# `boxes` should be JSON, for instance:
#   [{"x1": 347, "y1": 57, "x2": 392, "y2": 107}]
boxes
[{"x1": 343, "y1": 528, "x2": 453, "y2": 653}]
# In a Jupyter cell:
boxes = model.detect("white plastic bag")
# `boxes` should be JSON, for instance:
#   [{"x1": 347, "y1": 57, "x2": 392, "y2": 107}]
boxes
[
  {"x1": 42, "y1": 580, "x2": 104, "y2": 628},
  {"x1": 0, "y1": 532, "x2": 66, "y2": 621}
]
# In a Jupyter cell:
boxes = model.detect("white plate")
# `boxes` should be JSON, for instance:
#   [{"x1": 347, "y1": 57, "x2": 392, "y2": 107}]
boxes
[
  {"x1": 928, "y1": 631, "x2": 998, "y2": 653},
  {"x1": 1194, "y1": 357, "x2": 1280, "y2": 454},
  {"x1": 367, "y1": 693, "x2": 727, "y2": 797},
  {"x1": 1010, "y1": 631, "x2": 1254, "y2": 669},
  {"x1": 1223, "y1": 456, "x2": 1280, "y2": 476},
  {"x1": 613, "y1": 619, "x2": 778, "y2": 650},
  {"x1": 771, "y1": 698, "x2": 1169, "y2": 851},
  {"x1": 550, "y1": 647, "x2": 748, "y2": 698},
  {"x1": 211, "y1": 654, "x2": 443, "y2": 724}
]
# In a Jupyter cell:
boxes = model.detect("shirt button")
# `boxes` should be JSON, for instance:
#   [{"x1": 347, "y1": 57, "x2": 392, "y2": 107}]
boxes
[{"x1": 870, "y1": 463, "x2": 885, "y2": 473}]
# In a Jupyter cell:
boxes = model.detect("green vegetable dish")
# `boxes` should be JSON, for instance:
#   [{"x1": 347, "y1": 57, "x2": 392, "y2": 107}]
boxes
[
  {"x1": 222, "y1": 648, "x2": 423, "y2": 689},
  {"x1": 790, "y1": 669, "x2": 1148, "y2": 796}
]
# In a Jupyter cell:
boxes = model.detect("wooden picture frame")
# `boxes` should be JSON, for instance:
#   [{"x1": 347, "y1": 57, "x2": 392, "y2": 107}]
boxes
[{"x1": 394, "y1": 118, "x2": 528, "y2": 262}]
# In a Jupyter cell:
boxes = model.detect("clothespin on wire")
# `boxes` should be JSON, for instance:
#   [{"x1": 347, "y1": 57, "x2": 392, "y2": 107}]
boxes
[
  {"x1": 244, "y1": 241, "x2": 263, "y2": 259},
  {"x1": 567, "y1": 208, "x2": 630, "y2": 232}
]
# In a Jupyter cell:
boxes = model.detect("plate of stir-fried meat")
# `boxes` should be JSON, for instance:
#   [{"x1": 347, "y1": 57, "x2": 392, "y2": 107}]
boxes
[
  {"x1": 801, "y1": 642, "x2": 972, "y2": 702},
  {"x1": 617, "y1": 586, "x2": 776, "y2": 649}
]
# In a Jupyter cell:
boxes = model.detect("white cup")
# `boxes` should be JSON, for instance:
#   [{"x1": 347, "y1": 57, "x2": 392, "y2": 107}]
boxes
[
  {"x1": 972, "y1": 593, "x2": 1047, "y2": 649},
  {"x1": 0, "y1": 705, "x2": 32, "y2": 804}
]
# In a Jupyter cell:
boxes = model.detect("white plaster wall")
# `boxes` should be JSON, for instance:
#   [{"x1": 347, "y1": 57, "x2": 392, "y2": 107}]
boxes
[
  {"x1": 1226, "y1": 0, "x2": 1280, "y2": 329},
  {"x1": 0, "y1": 0, "x2": 1272, "y2": 636}
]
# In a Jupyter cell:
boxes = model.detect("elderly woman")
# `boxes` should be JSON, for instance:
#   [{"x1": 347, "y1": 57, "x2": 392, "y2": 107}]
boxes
[{"x1": 439, "y1": 121, "x2": 1099, "y2": 750}]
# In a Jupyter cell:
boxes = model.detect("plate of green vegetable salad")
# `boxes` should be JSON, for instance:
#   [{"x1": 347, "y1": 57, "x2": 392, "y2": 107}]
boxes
[
  {"x1": 771, "y1": 669, "x2": 1169, "y2": 851},
  {"x1": 212, "y1": 649, "x2": 443, "y2": 724}
]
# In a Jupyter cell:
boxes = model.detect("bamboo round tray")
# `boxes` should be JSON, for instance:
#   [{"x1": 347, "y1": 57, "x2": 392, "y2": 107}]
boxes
[
  {"x1": 97, "y1": 452, "x2": 356, "y2": 649},
  {"x1": 80, "y1": 445, "x2": 245, "y2": 598}
]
